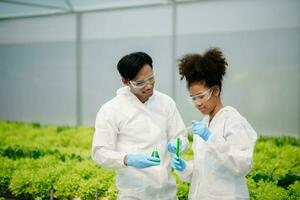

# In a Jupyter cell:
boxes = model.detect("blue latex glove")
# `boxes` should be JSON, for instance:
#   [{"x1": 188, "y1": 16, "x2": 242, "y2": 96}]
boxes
[
  {"x1": 167, "y1": 138, "x2": 181, "y2": 154},
  {"x1": 127, "y1": 154, "x2": 160, "y2": 169},
  {"x1": 171, "y1": 155, "x2": 186, "y2": 172},
  {"x1": 192, "y1": 120, "x2": 211, "y2": 141}
]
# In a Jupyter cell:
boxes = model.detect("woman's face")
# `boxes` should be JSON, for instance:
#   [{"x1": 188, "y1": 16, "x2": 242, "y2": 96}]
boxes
[{"x1": 188, "y1": 82, "x2": 219, "y2": 115}]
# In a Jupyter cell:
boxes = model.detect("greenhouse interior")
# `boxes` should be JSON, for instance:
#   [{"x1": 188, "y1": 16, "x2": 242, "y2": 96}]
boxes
[{"x1": 0, "y1": 0, "x2": 299, "y2": 199}]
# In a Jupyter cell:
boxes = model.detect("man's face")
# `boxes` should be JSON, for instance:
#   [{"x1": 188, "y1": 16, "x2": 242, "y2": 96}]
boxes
[{"x1": 125, "y1": 64, "x2": 155, "y2": 102}]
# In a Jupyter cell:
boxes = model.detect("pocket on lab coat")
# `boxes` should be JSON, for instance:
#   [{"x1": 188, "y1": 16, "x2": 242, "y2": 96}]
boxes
[
  {"x1": 207, "y1": 171, "x2": 234, "y2": 198},
  {"x1": 116, "y1": 166, "x2": 169, "y2": 197},
  {"x1": 116, "y1": 168, "x2": 148, "y2": 190}
]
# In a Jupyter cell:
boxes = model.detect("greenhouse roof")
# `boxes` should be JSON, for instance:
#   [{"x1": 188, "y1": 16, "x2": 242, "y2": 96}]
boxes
[{"x1": 0, "y1": 0, "x2": 195, "y2": 20}]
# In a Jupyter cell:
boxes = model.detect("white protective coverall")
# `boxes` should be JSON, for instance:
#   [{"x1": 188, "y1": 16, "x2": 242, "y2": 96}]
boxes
[
  {"x1": 177, "y1": 106, "x2": 257, "y2": 200},
  {"x1": 92, "y1": 86, "x2": 188, "y2": 200}
]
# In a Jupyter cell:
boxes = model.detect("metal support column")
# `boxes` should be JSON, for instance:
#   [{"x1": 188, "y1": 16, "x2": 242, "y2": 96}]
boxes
[
  {"x1": 171, "y1": 0, "x2": 177, "y2": 100},
  {"x1": 76, "y1": 13, "x2": 82, "y2": 125}
]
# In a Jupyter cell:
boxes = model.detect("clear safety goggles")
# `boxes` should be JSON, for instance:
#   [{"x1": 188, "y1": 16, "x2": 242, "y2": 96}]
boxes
[
  {"x1": 129, "y1": 73, "x2": 155, "y2": 89},
  {"x1": 188, "y1": 87, "x2": 213, "y2": 105}
]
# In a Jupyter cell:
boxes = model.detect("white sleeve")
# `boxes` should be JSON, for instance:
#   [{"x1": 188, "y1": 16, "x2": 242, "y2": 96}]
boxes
[
  {"x1": 176, "y1": 160, "x2": 193, "y2": 183},
  {"x1": 91, "y1": 108, "x2": 127, "y2": 169},
  {"x1": 167, "y1": 99, "x2": 188, "y2": 152},
  {"x1": 206, "y1": 117, "x2": 257, "y2": 176}
]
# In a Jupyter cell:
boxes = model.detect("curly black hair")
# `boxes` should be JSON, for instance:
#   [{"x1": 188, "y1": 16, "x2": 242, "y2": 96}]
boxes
[{"x1": 178, "y1": 48, "x2": 228, "y2": 90}]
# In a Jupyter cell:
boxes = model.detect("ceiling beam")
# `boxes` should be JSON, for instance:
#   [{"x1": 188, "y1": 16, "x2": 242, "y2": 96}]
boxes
[
  {"x1": 0, "y1": 0, "x2": 69, "y2": 11},
  {"x1": 65, "y1": 0, "x2": 74, "y2": 12}
]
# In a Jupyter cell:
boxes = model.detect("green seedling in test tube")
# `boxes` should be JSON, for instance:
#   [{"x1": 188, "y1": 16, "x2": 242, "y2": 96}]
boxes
[
  {"x1": 176, "y1": 138, "x2": 180, "y2": 157},
  {"x1": 171, "y1": 138, "x2": 181, "y2": 172}
]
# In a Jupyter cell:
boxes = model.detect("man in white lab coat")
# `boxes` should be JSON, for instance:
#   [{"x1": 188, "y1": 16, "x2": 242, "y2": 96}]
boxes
[{"x1": 92, "y1": 52, "x2": 188, "y2": 199}]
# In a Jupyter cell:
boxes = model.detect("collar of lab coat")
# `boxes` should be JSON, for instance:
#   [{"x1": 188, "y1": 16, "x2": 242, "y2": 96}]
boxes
[
  {"x1": 116, "y1": 86, "x2": 155, "y2": 105},
  {"x1": 203, "y1": 106, "x2": 235, "y2": 128},
  {"x1": 116, "y1": 86, "x2": 163, "y2": 133}
]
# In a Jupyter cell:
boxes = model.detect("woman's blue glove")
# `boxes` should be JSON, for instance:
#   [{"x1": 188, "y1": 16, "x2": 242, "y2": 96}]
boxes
[
  {"x1": 192, "y1": 120, "x2": 211, "y2": 141},
  {"x1": 167, "y1": 138, "x2": 181, "y2": 154},
  {"x1": 171, "y1": 155, "x2": 186, "y2": 171},
  {"x1": 127, "y1": 154, "x2": 160, "y2": 169}
]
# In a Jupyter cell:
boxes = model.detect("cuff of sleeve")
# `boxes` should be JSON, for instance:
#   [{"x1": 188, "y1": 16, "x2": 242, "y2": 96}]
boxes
[
  {"x1": 179, "y1": 135, "x2": 189, "y2": 153},
  {"x1": 206, "y1": 133, "x2": 229, "y2": 153},
  {"x1": 119, "y1": 152, "x2": 128, "y2": 168},
  {"x1": 176, "y1": 161, "x2": 191, "y2": 176},
  {"x1": 175, "y1": 161, "x2": 193, "y2": 183},
  {"x1": 206, "y1": 131, "x2": 217, "y2": 143},
  {"x1": 93, "y1": 148, "x2": 128, "y2": 169}
]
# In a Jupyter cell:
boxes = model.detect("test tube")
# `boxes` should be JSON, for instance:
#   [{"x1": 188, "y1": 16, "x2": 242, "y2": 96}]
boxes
[
  {"x1": 175, "y1": 137, "x2": 180, "y2": 157},
  {"x1": 174, "y1": 125, "x2": 193, "y2": 139}
]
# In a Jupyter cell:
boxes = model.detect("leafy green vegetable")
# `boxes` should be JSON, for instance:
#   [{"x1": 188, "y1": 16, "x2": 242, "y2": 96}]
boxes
[{"x1": 0, "y1": 121, "x2": 299, "y2": 199}]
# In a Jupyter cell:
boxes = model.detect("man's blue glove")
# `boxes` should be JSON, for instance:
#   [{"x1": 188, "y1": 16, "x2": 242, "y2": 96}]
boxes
[
  {"x1": 192, "y1": 120, "x2": 211, "y2": 141},
  {"x1": 171, "y1": 155, "x2": 186, "y2": 172},
  {"x1": 167, "y1": 138, "x2": 181, "y2": 154},
  {"x1": 127, "y1": 154, "x2": 160, "y2": 169}
]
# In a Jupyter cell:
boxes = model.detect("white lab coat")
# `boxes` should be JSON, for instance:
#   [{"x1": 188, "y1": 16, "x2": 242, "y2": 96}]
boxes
[
  {"x1": 177, "y1": 106, "x2": 257, "y2": 200},
  {"x1": 92, "y1": 86, "x2": 187, "y2": 200}
]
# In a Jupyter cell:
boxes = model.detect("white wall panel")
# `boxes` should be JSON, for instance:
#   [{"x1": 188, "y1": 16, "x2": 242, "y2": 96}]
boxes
[
  {"x1": 177, "y1": 0, "x2": 300, "y2": 34},
  {"x1": 81, "y1": 6, "x2": 173, "y2": 125},
  {"x1": 0, "y1": 15, "x2": 77, "y2": 125},
  {"x1": 176, "y1": 0, "x2": 300, "y2": 136},
  {"x1": 0, "y1": 15, "x2": 76, "y2": 44},
  {"x1": 83, "y1": 6, "x2": 172, "y2": 40}
]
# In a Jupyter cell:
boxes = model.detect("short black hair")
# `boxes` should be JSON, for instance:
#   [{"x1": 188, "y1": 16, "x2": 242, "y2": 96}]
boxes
[
  {"x1": 178, "y1": 48, "x2": 227, "y2": 90},
  {"x1": 117, "y1": 52, "x2": 153, "y2": 80}
]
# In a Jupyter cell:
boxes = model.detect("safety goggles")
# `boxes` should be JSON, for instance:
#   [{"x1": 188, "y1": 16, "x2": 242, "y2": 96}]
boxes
[
  {"x1": 188, "y1": 87, "x2": 213, "y2": 105},
  {"x1": 129, "y1": 73, "x2": 155, "y2": 89}
]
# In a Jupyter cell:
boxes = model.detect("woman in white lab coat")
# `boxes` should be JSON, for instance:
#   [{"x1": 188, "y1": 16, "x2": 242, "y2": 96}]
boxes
[{"x1": 171, "y1": 48, "x2": 257, "y2": 199}]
